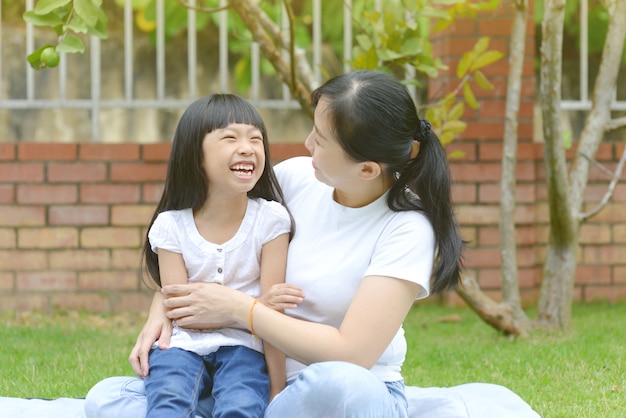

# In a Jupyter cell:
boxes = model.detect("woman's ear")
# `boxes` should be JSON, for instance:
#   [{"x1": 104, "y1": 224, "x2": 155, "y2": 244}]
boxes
[{"x1": 358, "y1": 161, "x2": 383, "y2": 181}]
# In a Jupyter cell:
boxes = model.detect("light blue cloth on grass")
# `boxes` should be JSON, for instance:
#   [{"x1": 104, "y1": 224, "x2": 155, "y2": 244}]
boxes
[{"x1": 0, "y1": 383, "x2": 541, "y2": 418}]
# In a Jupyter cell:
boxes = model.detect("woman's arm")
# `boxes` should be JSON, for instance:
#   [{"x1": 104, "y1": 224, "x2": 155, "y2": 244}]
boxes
[
  {"x1": 128, "y1": 291, "x2": 171, "y2": 378},
  {"x1": 258, "y1": 233, "x2": 290, "y2": 399},
  {"x1": 163, "y1": 275, "x2": 420, "y2": 369}
]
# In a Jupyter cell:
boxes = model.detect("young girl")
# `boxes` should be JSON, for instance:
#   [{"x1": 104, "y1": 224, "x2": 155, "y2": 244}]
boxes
[{"x1": 141, "y1": 94, "x2": 292, "y2": 418}]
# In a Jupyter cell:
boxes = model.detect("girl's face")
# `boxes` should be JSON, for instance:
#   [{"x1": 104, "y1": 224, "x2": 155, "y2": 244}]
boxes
[
  {"x1": 304, "y1": 98, "x2": 362, "y2": 190},
  {"x1": 202, "y1": 123, "x2": 265, "y2": 197}
]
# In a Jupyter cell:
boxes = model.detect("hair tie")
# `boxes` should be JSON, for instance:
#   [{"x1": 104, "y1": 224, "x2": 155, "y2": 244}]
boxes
[{"x1": 418, "y1": 120, "x2": 431, "y2": 141}]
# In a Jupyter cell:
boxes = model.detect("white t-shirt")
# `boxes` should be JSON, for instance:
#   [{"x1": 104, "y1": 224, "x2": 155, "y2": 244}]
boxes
[
  {"x1": 275, "y1": 157, "x2": 435, "y2": 383},
  {"x1": 148, "y1": 197, "x2": 291, "y2": 356}
]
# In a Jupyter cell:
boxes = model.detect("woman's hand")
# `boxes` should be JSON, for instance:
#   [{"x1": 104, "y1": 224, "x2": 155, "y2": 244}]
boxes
[
  {"x1": 162, "y1": 282, "x2": 241, "y2": 327},
  {"x1": 128, "y1": 292, "x2": 172, "y2": 378},
  {"x1": 259, "y1": 283, "x2": 304, "y2": 311}
]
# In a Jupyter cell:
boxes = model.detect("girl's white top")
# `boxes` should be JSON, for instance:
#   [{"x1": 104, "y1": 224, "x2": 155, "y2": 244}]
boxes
[
  {"x1": 148, "y1": 197, "x2": 291, "y2": 356},
  {"x1": 275, "y1": 157, "x2": 435, "y2": 383}
]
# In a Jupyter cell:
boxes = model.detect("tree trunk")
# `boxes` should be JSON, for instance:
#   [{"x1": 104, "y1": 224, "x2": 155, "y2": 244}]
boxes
[
  {"x1": 456, "y1": 0, "x2": 531, "y2": 337},
  {"x1": 498, "y1": 0, "x2": 531, "y2": 334},
  {"x1": 537, "y1": 0, "x2": 626, "y2": 330},
  {"x1": 536, "y1": 0, "x2": 578, "y2": 331}
]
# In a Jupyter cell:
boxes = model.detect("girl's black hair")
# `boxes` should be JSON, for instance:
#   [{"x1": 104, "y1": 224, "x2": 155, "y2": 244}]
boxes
[
  {"x1": 142, "y1": 94, "x2": 290, "y2": 288},
  {"x1": 311, "y1": 70, "x2": 463, "y2": 293}
]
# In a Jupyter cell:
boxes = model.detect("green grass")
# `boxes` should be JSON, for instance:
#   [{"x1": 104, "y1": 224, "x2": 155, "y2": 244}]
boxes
[{"x1": 1, "y1": 303, "x2": 625, "y2": 417}]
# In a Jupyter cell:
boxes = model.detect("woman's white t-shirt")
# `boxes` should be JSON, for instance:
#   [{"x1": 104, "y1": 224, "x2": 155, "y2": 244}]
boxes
[
  {"x1": 148, "y1": 197, "x2": 291, "y2": 356},
  {"x1": 275, "y1": 157, "x2": 435, "y2": 383}
]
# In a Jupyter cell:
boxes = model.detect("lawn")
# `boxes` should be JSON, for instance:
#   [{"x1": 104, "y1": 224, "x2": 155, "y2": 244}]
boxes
[{"x1": 1, "y1": 303, "x2": 625, "y2": 417}]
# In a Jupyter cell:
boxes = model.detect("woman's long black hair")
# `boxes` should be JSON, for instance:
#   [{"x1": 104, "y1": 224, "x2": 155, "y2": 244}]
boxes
[
  {"x1": 142, "y1": 94, "x2": 290, "y2": 288},
  {"x1": 311, "y1": 70, "x2": 463, "y2": 293}
]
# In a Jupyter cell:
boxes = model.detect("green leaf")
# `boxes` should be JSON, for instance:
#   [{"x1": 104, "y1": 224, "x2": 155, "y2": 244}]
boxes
[
  {"x1": 23, "y1": 10, "x2": 64, "y2": 26},
  {"x1": 57, "y1": 34, "x2": 85, "y2": 53},
  {"x1": 66, "y1": 14, "x2": 88, "y2": 34},
  {"x1": 447, "y1": 102, "x2": 465, "y2": 121},
  {"x1": 74, "y1": 0, "x2": 100, "y2": 27},
  {"x1": 474, "y1": 70, "x2": 494, "y2": 91},
  {"x1": 33, "y1": 0, "x2": 71, "y2": 15},
  {"x1": 442, "y1": 120, "x2": 467, "y2": 135},
  {"x1": 457, "y1": 51, "x2": 473, "y2": 79},
  {"x1": 470, "y1": 50, "x2": 504, "y2": 71},
  {"x1": 463, "y1": 83, "x2": 479, "y2": 109},
  {"x1": 472, "y1": 36, "x2": 490, "y2": 55}
]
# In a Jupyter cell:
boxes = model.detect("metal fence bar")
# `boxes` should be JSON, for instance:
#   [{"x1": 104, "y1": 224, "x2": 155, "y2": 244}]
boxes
[
  {"x1": 187, "y1": 0, "x2": 197, "y2": 99},
  {"x1": 90, "y1": 36, "x2": 101, "y2": 141},
  {"x1": 219, "y1": 0, "x2": 228, "y2": 92},
  {"x1": 26, "y1": 0, "x2": 35, "y2": 101},
  {"x1": 579, "y1": 0, "x2": 589, "y2": 104},
  {"x1": 343, "y1": 0, "x2": 352, "y2": 73},
  {"x1": 124, "y1": 0, "x2": 134, "y2": 101},
  {"x1": 156, "y1": 0, "x2": 166, "y2": 100}
]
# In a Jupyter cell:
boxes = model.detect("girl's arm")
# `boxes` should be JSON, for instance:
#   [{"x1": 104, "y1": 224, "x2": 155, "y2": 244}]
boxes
[
  {"x1": 258, "y1": 233, "x2": 290, "y2": 400},
  {"x1": 163, "y1": 275, "x2": 420, "y2": 370}
]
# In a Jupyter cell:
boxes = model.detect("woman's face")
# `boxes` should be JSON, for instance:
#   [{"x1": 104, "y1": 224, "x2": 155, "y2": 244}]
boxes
[
  {"x1": 304, "y1": 98, "x2": 362, "y2": 190},
  {"x1": 201, "y1": 123, "x2": 265, "y2": 197}
]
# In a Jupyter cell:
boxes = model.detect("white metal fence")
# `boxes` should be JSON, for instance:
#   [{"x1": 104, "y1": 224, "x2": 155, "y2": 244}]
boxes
[{"x1": 0, "y1": 0, "x2": 623, "y2": 141}]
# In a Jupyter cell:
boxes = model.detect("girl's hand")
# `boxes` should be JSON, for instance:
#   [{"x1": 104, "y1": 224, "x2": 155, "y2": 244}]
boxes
[
  {"x1": 128, "y1": 293, "x2": 172, "y2": 378},
  {"x1": 259, "y1": 283, "x2": 304, "y2": 311}
]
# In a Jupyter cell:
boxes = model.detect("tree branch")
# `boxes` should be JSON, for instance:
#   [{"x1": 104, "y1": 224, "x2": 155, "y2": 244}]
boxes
[
  {"x1": 607, "y1": 116, "x2": 626, "y2": 132},
  {"x1": 579, "y1": 145, "x2": 626, "y2": 220}
]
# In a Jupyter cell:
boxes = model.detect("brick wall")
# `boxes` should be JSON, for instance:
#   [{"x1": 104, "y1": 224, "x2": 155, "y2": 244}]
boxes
[
  {"x1": 2, "y1": 2, "x2": 626, "y2": 312},
  {"x1": 1, "y1": 138, "x2": 625, "y2": 313}
]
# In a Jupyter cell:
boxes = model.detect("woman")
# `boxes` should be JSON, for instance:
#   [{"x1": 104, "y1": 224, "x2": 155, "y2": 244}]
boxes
[{"x1": 85, "y1": 70, "x2": 539, "y2": 418}]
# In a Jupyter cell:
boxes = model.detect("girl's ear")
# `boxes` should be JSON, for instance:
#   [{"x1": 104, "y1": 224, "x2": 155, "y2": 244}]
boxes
[{"x1": 358, "y1": 161, "x2": 383, "y2": 181}]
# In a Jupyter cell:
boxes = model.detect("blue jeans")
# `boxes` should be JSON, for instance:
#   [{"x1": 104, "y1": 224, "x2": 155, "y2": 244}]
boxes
[
  {"x1": 85, "y1": 361, "x2": 406, "y2": 418},
  {"x1": 144, "y1": 345, "x2": 268, "y2": 418}
]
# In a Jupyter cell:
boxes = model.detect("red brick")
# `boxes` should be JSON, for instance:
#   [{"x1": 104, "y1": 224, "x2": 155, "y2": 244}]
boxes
[
  {"x1": 465, "y1": 247, "x2": 501, "y2": 268},
  {"x1": 79, "y1": 271, "x2": 141, "y2": 291},
  {"x1": 48, "y1": 163, "x2": 107, "y2": 182},
  {"x1": 110, "y1": 163, "x2": 167, "y2": 182},
  {"x1": 614, "y1": 266, "x2": 626, "y2": 284},
  {"x1": 111, "y1": 205, "x2": 155, "y2": 226},
  {"x1": 583, "y1": 285, "x2": 626, "y2": 303},
  {"x1": 450, "y1": 162, "x2": 501, "y2": 182},
  {"x1": 80, "y1": 184, "x2": 141, "y2": 203},
  {"x1": 0, "y1": 163, "x2": 45, "y2": 182},
  {"x1": 582, "y1": 245, "x2": 626, "y2": 264},
  {"x1": 574, "y1": 266, "x2": 612, "y2": 285},
  {"x1": 0, "y1": 250, "x2": 47, "y2": 270},
  {"x1": 0, "y1": 185, "x2": 15, "y2": 203},
  {"x1": 452, "y1": 183, "x2": 477, "y2": 203},
  {"x1": 0, "y1": 272, "x2": 15, "y2": 291},
  {"x1": 81, "y1": 227, "x2": 142, "y2": 248},
  {"x1": 80, "y1": 144, "x2": 140, "y2": 161},
  {"x1": 457, "y1": 204, "x2": 500, "y2": 224},
  {"x1": 0, "y1": 229, "x2": 16, "y2": 249},
  {"x1": 478, "y1": 226, "x2": 499, "y2": 246},
  {"x1": 579, "y1": 224, "x2": 612, "y2": 244},
  {"x1": 111, "y1": 292, "x2": 154, "y2": 312},
  {"x1": 476, "y1": 268, "x2": 502, "y2": 288},
  {"x1": 50, "y1": 293, "x2": 110, "y2": 311},
  {"x1": 143, "y1": 143, "x2": 172, "y2": 161},
  {"x1": 49, "y1": 250, "x2": 110, "y2": 270},
  {"x1": 446, "y1": 142, "x2": 477, "y2": 161},
  {"x1": 0, "y1": 206, "x2": 46, "y2": 226},
  {"x1": 49, "y1": 205, "x2": 109, "y2": 226},
  {"x1": 519, "y1": 267, "x2": 541, "y2": 287},
  {"x1": 142, "y1": 184, "x2": 165, "y2": 203},
  {"x1": 0, "y1": 144, "x2": 16, "y2": 160},
  {"x1": 17, "y1": 184, "x2": 77, "y2": 204},
  {"x1": 460, "y1": 226, "x2": 477, "y2": 247},
  {"x1": 269, "y1": 143, "x2": 308, "y2": 162},
  {"x1": 0, "y1": 295, "x2": 49, "y2": 312},
  {"x1": 16, "y1": 271, "x2": 77, "y2": 291},
  {"x1": 17, "y1": 227, "x2": 78, "y2": 249},
  {"x1": 112, "y1": 249, "x2": 143, "y2": 269},
  {"x1": 613, "y1": 224, "x2": 626, "y2": 243},
  {"x1": 18, "y1": 143, "x2": 77, "y2": 161}
]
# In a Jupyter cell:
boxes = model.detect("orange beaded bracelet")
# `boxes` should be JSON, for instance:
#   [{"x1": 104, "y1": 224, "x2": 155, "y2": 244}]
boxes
[{"x1": 249, "y1": 298, "x2": 259, "y2": 342}]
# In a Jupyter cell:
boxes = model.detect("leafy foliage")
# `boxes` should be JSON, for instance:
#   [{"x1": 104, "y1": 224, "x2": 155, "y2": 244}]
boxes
[{"x1": 23, "y1": 0, "x2": 108, "y2": 69}]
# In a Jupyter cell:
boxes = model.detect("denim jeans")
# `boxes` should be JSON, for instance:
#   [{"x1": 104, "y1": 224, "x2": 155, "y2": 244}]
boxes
[
  {"x1": 144, "y1": 345, "x2": 268, "y2": 418},
  {"x1": 85, "y1": 360, "x2": 406, "y2": 418}
]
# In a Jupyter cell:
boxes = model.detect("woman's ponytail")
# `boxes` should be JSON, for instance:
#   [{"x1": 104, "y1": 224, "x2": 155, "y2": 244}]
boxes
[{"x1": 389, "y1": 120, "x2": 464, "y2": 293}]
